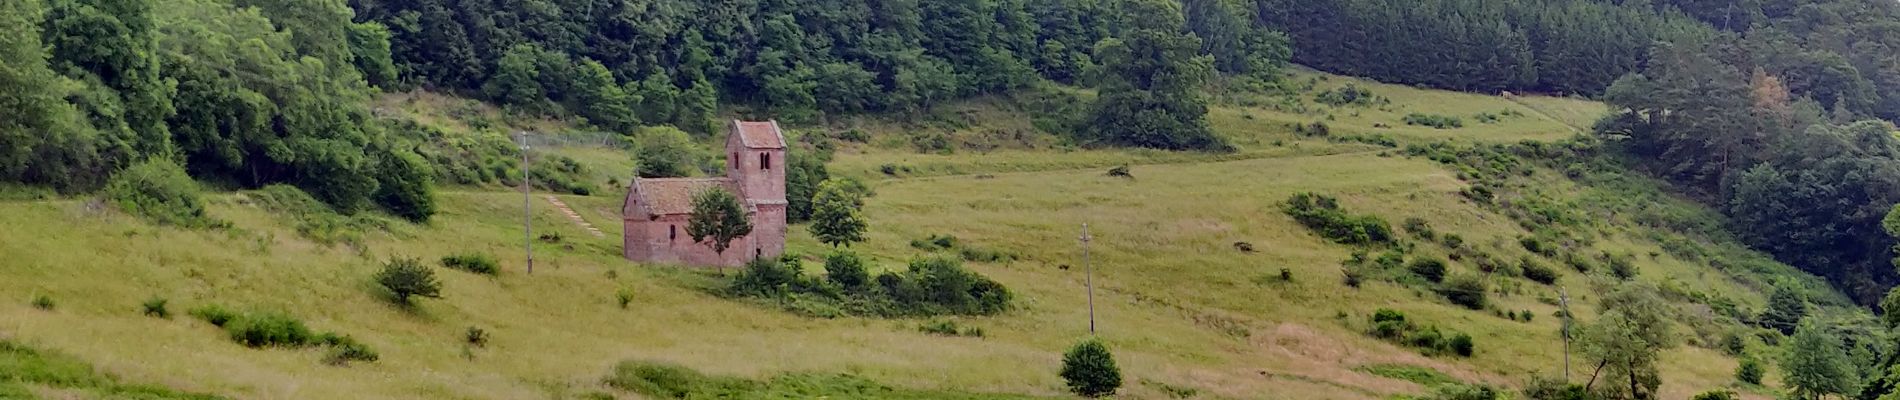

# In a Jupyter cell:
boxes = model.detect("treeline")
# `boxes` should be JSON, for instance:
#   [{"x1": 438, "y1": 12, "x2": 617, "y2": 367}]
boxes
[
  {"x1": 1256, "y1": 0, "x2": 1712, "y2": 96},
  {"x1": 2, "y1": 0, "x2": 1294, "y2": 222},
  {"x1": 1587, "y1": 0, "x2": 1900, "y2": 304},
  {"x1": 1598, "y1": 37, "x2": 1900, "y2": 303},
  {"x1": 3, "y1": 0, "x2": 434, "y2": 220},
  {"x1": 1646, "y1": 0, "x2": 1900, "y2": 122},
  {"x1": 348, "y1": 0, "x2": 1288, "y2": 129}
]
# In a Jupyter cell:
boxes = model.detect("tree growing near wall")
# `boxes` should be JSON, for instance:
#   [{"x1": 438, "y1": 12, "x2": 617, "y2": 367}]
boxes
[{"x1": 687, "y1": 188, "x2": 752, "y2": 272}]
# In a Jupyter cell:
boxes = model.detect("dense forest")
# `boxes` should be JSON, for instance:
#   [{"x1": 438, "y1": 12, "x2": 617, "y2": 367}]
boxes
[
  {"x1": 0, "y1": 0, "x2": 1288, "y2": 222},
  {"x1": 1591, "y1": 0, "x2": 1900, "y2": 305}
]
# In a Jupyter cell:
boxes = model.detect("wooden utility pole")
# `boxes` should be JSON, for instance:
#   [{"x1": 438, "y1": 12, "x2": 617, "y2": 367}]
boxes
[
  {"x1": 1560, "y1": 286, "x2": 1572, "y2": 381},
  {"x1": 1080, "y1": 223, "x2": 1095, "y2": 334},
  {"x1": 519, "y1": 132, "x2": 534, "y2": 274}
]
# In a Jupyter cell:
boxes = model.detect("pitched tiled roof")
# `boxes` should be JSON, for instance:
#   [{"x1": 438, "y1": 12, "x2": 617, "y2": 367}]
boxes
[
  {"x1": 627, "y1": 178, "x2": 736, "y2": 216},
  {"x1": 733, "y1": 120, "x2": 786, "y2": 149}
]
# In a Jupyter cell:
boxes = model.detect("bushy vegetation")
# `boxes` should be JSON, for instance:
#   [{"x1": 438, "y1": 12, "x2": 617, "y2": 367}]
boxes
[
  {"x1": 105, "y1": 160, "x2": 218, "y2": 228},
  {"x1": 1313, "y1": 84, "x2": 1383, "y2": 107},
  {"x1": 1735, "y1": 357, "x2": 1763, "y2": 385},
  {"x1": 247, "y1": 185, "x2": 390, "y2": 246},
  {"x1": 1438, "y1": 274, "x2": 1488, "y2": 310},
  {"x1": 30, "y1": 294, "x2": 54, "y2": 310},
  {"x1": 729, "y1": 254, "x2": 1011, "y2": 318},
  {"x1": 602, "y1": 360, "x2": 1026, "y2": 399},
  {"x1": 1408, "y1": 258, "x2": 1447, "y2": 283},
  {"x1": 440, "y1": 253, "x2": 499, "y2": 275},
  {"x1": 1403, "y1": 113, "x2": 1465, "y2": 129},
  {"x1": 1059, "y1": 339, "x2": 1122, "y2": 398},
  {"x1": 1366, "y1": 309, "x2": 1476, "y2": 357},
  {"x1": 142, "y1": 297, "x2": 170, "y2": 318},
  {"x1": 917, "y1": 320, "x2": 985, "y2": 338},
  {"x1": 188, "y1": 306, "x2": 378, "y2": 365},
  {"x1": 1283, "y1": 192, "x2": 1394, "y2": 246},
  {"x1": 0, "y1": 340, "x2": 225, "y2": 399},
  {"x1": 377, "y1": 257, "x2": 442, "y2": 305}
]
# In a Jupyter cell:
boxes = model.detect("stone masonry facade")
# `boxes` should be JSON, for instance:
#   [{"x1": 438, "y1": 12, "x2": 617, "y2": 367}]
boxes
[{"x1": 621, "y1": 120, "x2": 787, "y2": 267}]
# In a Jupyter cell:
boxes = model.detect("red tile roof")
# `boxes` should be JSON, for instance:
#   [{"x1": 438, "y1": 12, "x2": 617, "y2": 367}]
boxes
[
  {"x1": 733, "y1": 120, "x2": 785, "y2": 149},
  {"x1": 627, "y1": 178, "x2": 736, "y2": 216}
]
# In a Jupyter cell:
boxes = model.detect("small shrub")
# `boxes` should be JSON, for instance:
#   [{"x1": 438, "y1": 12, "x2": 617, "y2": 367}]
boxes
[
  {"x1": 1448, "y1": 333, "x2": 1474, "y2": 357},
  {"x1": 30, "y1": 295, "x2": 53, "y2": 310},
  {"x1": 1691, "y1": 390, "x2": 1737, "y2": 400},
  {"x1": 1403, "y1": 217, "x2": 1436, "y2": 240},
  {"x1": 824, "y1": 251, "x2": 869, "y2": 290},
  {"x1": 142, "y1": 297, "x2": 170, "y2": 318},
  {"x1": 1442, "y1": 234, "x2": 1466, "y2": 249},
  {"x1": 1060, "y1": 339, "x2": 1123, "y2": 397},
  {"x1": 1439, "y1": 274, "x2": 1488, "y2": 310},
  {"x1": 1735, "y1": 357, "x2": 1763, "y2": 385},
  {"x1": 538, "y1": 232, "x2": 564, "y2": 243},
  {"x1": 909, "y1": 234, "x2": 958, "y2": 251},
  {"x1": 1106, "y1": 165, "x2": 1132, "y2": 178},
  {"x1": 1520, "y1": 258, "x2": 1558, "y2": 285},
  {"x1": 1520, "y1": 310, "x2": 1535, "y2": 322},
  {"x1": 1283, "y1": 193, "x2": 1394, "y2": 246},
  {"x1": 440, "y1": 253, "x2": 499, "y2": 275},
  {"x1": 1375, "y1": 250, "x2": 1406, "y2": 269},
  {"x1": 466, "y1": 327, "x2": 490, "y2": 348},
  {"x1": 321, "y1": 335, "x2": 379, "y2": 365},
  {"x1": 605, "y1": 361, "x2": 722, "y2": 399},
  {"x1": 377, "y1": 257, "x2": 442, "y2": 305},
  {"x1": 1408, "y1": 258, "x2": 1448, "y2": 282},
  {"x1": 957, "y1": 247, "x2": 1015, "y2": 263},
  {"x1": 1521, "y1": 375, "x2": 1592, "y2": 400},
  {"x1": 1278, "y1": 268, "x2": 1293, "y2": 281},
  {"x1": 1343, "y1": 267, "x2": 1364, "y2": 288},
  {"x1": 226, "y1": 312, "x2": 315, "y2": 347},
  {"x1": 617, "y1": 289, "x2": 634, "y2": 309},
  {"x1": 1432, "y1": 384, "x2": 1499, "y2": 400},
  {"x1": 104, "y1": 160, "x2": 217, "y2": 227},
  {"x1": 918, "y1": 320, "x2": 982, "y2": 337},
  {"x1": 1403, "y1": 113, "x2": 1464, "y2": 129},
  {"x1": 190, "y1": 305, "x2": 238, "y2": 327}
]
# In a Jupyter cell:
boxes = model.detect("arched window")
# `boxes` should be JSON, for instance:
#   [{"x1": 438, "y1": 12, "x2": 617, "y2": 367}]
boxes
[
  {"x1": 760, "y1": 153, "x2": 771, "y2": 170},
  {"x1": 731, "y1": 152, "x2": 737, "y2": 168}
]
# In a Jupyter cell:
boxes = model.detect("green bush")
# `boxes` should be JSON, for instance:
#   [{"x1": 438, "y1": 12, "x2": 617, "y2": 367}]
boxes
[
  {"x1": 604, "y1": 361, "x2": 740, "y2": 398},
  {"x1": 466, "y1": 327, "x2": 490, "y2": 348},
  {"x1": 917, "y1": 320, "x2": 983, "y2": 338},
  {"x1": 377, "y1": 257, "x2": 442, "y2": 304},
  {"x1": 824, "y1": 251, "x2": 869, "y2": 290},
  {"x1": 1409, "y1": 258, "x2": 1448, "y2": 282},
  {"x1": 1448, "y1": 333, "x2": 1474, "y2": 357},
  {"x1": 321, "y1": 335, "x2": 379, "y2": 365},
  {"x1": 142, "y1": 297, "x2": 169, "y2": 318},
  {"x1": 30, "y1": 295, "x2": 53, "y2": 310},
  {"x1": 1060, "y1": 339, "x2": 1122, "y2": 398},
  {"x1": 1403, "y1": 217, "x2": 1436, "y2": 240},
  {"x1": 1283, "y1": 193, "x2": 1395, "y2": 246},
  {"x1": 226, "y1": 312, "x2": 315, "y2": 347},
  {"x1": 617, "y1": 289, "x2": 635, "y2": 309},
  {"x1": 104, "y1": 160, "x2": 217, "y2": 228},
  {"x1": 440, "y1": 253, "x2": 499, "y2": 275},
  {"x1": 1520, "y1": 258, "x2": 1559, "y2": 285},
  {"x1": 1736, "y1": 357, "x2": 1763, "y2": 385},
  {"x1": 371, "y1": 147, "x2": 437, "y2": 222},
  {"x1": 1439, "y1": 274, "x2": 1488, "y2": 309},
  {"x1": 909, "y1": 234, "x2": 958, "y2": 251},
  {"x1": 1431, "y1": 384, "x2": 1499, "y2": 400},
  {"x1": 190, "y1": 305, "x2": 238, "y2": 327},
  {"x1": 1403, "y1": 113, "x2": 1464, "y2": 129},
  {"x1": 1521, "y1": 375, "x2": 1594, "y2": 400},
  {"x1": 1690, "y1": 390, "x2": 1736, "y2": 400}
]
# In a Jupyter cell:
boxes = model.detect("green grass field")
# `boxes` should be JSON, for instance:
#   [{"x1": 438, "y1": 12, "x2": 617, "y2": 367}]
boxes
[{"x1": 0, "y1": 71, "x2": 1795, "y2": 400}]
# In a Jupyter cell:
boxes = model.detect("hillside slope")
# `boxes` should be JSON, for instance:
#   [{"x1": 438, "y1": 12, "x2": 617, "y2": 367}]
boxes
[{"x1": 0, "y1": 72, "x2": 1833, "y2": 399}]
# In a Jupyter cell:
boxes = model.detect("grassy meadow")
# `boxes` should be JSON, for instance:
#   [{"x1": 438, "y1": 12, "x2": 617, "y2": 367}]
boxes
[{"x1": 0, "y1": 71, "x2": 1798, "y2": 400}]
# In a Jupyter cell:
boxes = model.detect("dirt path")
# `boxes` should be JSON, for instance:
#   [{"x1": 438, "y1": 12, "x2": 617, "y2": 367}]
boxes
[{"x1": 544, "y1": 195, "x2": 605, "y2": 238}]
